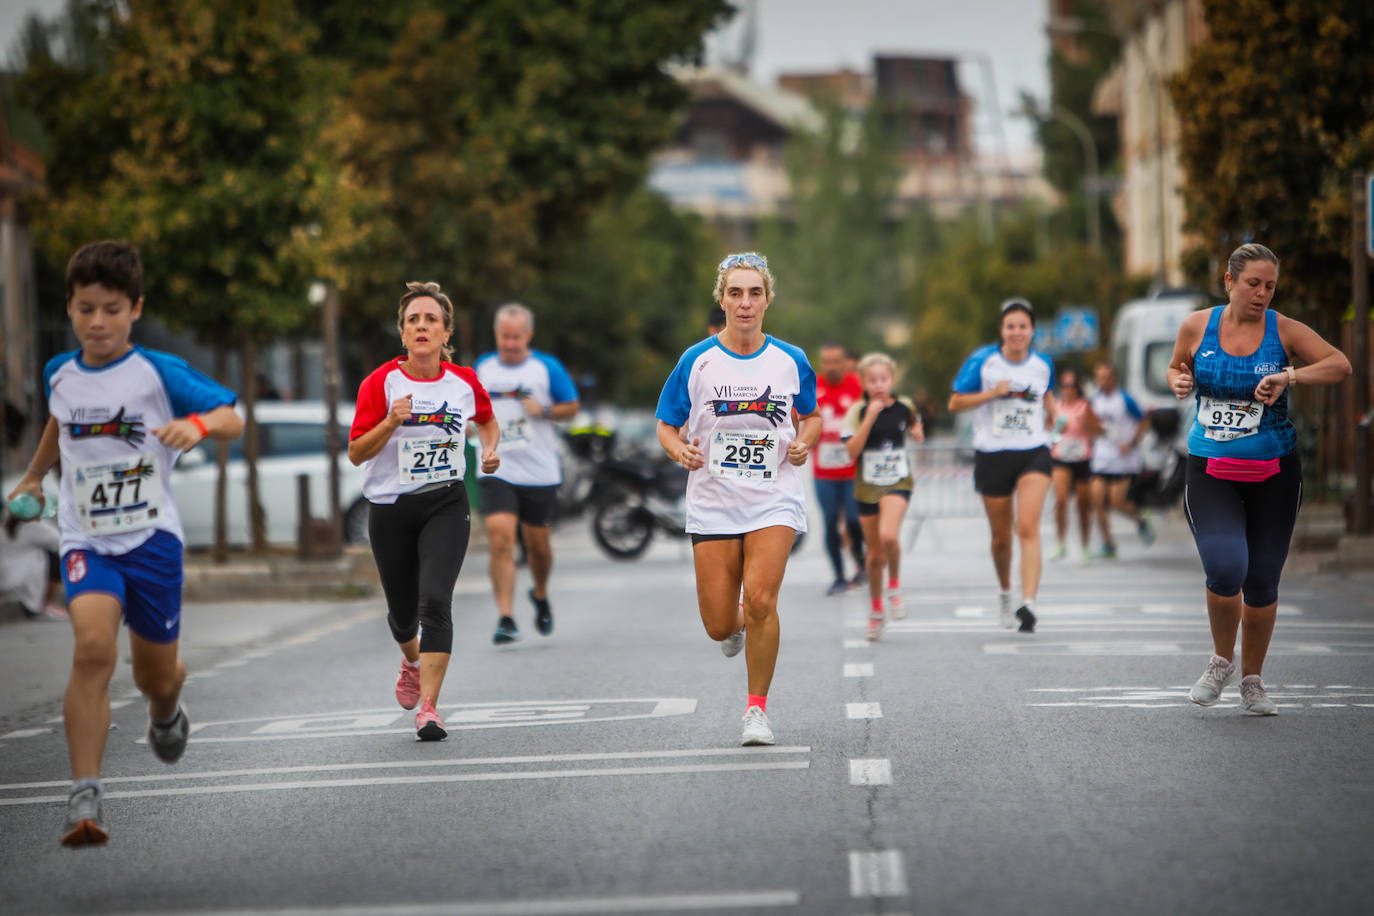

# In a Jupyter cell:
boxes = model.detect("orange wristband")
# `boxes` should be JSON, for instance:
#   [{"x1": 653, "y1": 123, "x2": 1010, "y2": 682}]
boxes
[{"x1": 187, "y1": 413, "x2": 209, "y2": 439}]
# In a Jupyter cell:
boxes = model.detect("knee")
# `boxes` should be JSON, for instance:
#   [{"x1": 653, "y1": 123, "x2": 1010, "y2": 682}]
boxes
[
  {"x1": 881, "y1": 532, "x2": 901, "y2": 555},
  {"x1": 487, "y1": 528, "x2": 515, "y2": 556},
  {"x1": 990, "y1": 530, "x2": 1012, "y2": 552},
  {"x1": 740, "y1": 588, "x2": 776, "y2": 626},
  {"x1": 1015, "y1": 519, "x2": 1039, "y2": 542},
  {"x1": 133, "y1": 659, "x2": 184, "y2": 702},
  {"x1": 866, "y1": 552, "x2": 885, "y2": 572},
  {"x1": 704, "y1": 618, "x2": 736, "y2": 642},
  {"x1": 70, "y1": 635, "x2": 117, "y2": 680}
]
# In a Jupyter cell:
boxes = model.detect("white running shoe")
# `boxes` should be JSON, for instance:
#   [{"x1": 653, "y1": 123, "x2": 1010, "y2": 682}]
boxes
[
  {"x1": 1189, "y1": 654, "x2": 1239, "y2": 706},
  {"x1": 740, "y1": 706, "x2": 775, "y2": 746},
  {"x1": 1240, "y1": 675, "x2": 1278, "y2": 716},
  {"x1": 886, "y1": 588, "x2": 905, "y2": 619},
  {"x1": 998, "y1": 591, "x2": 1015, "y2": 629},
  {"x1": 720, "y1": 628, "x2": 745, "y2": 658}
]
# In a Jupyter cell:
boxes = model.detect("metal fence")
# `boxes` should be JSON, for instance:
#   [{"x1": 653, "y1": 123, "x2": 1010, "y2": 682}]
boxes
[{"x1": 902, "y1": 443, "x2": 983, "y2": 548}]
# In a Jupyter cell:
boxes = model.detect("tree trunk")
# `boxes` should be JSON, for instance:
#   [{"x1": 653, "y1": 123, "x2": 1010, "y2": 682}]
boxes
[
  {"x1": 212, "y1": 343, "x2": 230, "y2": 564},
  {"x1": 241, "y1": 339, "x2": 267, "y2": 552}
]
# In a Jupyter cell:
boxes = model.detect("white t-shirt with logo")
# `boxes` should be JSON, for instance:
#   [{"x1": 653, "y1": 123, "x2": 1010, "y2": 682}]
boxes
[
  {"x1": 952, "y1": 344, "x2": 1054, "y2": 453},
  {"x1": 350, "y1": 359, "x2": 494, "y2": 504},
  {"x1": 1089, "y1": 388, "x2": 1145, "y2": 475},
  {"x1": 655, "y1": 335, "x2": 817, "y2": 535},
  {"x1": 44, "y1": 346, "x2": 237, "y2": 556},
  {"x1": 474, "y1": 350, "x2": 578, "y2": 487}
]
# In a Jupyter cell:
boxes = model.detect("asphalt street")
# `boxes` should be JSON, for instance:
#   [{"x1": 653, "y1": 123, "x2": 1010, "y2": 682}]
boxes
[{"x1": 1, "y1": 489, "x2": 1372, "y2": 915}]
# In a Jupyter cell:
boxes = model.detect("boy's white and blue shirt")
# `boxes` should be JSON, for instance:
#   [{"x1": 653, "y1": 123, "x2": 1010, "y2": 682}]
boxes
[
  {"x1": 952, "y1": 344, "x2": 1054, "y2": 453},
  {"x1": 45, "y1": 346, "x2": 236, "y2": 556},
  {"x1": 474, "y1": 349, "x2": 578, "y2": 486},
  {"x1": 1090, "y1": 387, "x2": 1145, "y2": 474},
  {"x1": 656, "y1": 334, "x2": 816, "y2": 535}
]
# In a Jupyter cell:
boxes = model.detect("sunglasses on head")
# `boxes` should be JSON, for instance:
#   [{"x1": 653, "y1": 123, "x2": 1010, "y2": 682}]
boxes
[{"x1": 719, "y1": 253, "x2": 768, "y2": 272}]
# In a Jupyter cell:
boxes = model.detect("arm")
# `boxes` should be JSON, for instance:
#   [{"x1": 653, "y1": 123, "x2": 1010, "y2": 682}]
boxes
[
  {"x1": 788, "y1": 411, "x2": 821, "y2": 466},
  {"x1": 473, "y1": 416, "x2": 501, "y2": 474},
  {"x1": 5, "y1": 417, "x2": 60, "y2": 509},
  {"x1": 1254, "y1": 315, "x2": 1354, "y2": 404},
  {"x1": 1042, "y1": 391, "x2": 1058, "y2": 431},
  {"x1": 348, "y1": 395, "x2": 412, "y2": 466},
  {"x1": 948, "y1": 380, "x2": 1010, "y2": 414},
  {"x1": 658, "y1": 419, "x2": 703, "y2": 470},
  {"x1": 845, "y1": 401, "x2": 883, "y2": 461},
  {"x1": 525, "y1": 397, "x2": 581, "y2": 421},
  {"x1": 1166, "y1": 311, "x2": 1208, "y2": 399},
  {"x1": 153, "y1": 404, "x2": 243, "y2": 451},
  {"x1": 1082, "y1": 404, "x2": 1104, "y2": 439}
]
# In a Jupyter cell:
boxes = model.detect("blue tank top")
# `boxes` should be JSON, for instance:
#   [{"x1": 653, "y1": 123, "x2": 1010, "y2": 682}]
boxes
[{"x1": 1187, "y1": 306, "x2": 1294, "y2": 459}]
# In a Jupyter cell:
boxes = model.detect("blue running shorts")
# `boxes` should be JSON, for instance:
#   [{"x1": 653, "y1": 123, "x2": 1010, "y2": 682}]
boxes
[{"x1": 62, "y1": 529, "x2": 185, "y2": 643}]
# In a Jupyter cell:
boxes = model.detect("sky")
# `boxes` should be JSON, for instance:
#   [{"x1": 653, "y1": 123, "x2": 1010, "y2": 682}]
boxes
[{"x1": 2, "y1": 0, "x2": 1050, "y2": 159}]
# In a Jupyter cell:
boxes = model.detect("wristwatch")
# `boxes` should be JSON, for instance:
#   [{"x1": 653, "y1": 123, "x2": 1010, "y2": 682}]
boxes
[{"x1": 1285, "y1": 366, "x2": 1297, "y2": 386}]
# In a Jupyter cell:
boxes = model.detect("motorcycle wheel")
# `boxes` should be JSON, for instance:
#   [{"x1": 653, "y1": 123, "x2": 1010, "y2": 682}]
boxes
[{"x1": 592, "y1": 500, "x2": 654, "y2": 560}]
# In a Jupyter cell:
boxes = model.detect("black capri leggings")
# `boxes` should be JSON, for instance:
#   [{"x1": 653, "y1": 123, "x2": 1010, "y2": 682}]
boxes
[
  {"x1": 1183, "y1": 451, "x2": 1302, "y2": 608},
  {"x1": 368, "y1": 483, "x2": 471, "y2": 655}
]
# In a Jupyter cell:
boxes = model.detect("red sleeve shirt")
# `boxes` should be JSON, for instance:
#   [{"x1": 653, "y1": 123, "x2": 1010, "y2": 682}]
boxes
[{"x1": 813, "y1": 372, "x2": 863, "y2": 480}]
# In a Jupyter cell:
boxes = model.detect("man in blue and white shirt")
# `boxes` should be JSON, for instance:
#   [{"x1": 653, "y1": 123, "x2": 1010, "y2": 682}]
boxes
[{"x1": 1088, "y1": 362, "x2": 1155, "y2": 556}]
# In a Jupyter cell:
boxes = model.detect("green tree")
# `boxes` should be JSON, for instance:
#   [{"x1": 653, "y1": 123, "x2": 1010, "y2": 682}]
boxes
[
  {"x1": 757, "y1": 100, "x2": 904, "y2": 352},
  {"x1": 1171, "y1": 0, "x2": 1374, "y2": 326},
  {"x1": 327, "y1": 0, "x2": 730, "y2": 366}
]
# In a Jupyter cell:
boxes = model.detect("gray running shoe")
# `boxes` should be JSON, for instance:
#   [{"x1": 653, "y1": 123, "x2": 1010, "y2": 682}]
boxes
[
  {"x1": 148, "y1": 706, "x2": 189, "y2": 764},
  {"x1": 61, "y1": 785, "x2": 108, "y2": 848},
  {"x1": 740, "y1": 706, "x2": 775, "y2": 746},
  {"x1": 1240, "y1": 675, "x2": 1278, "y2": 716},
  {"x1": 1189, "y1": 655, "x2": 1238, "y2": 706},
  {"x1": 998, "y1": 592, "x2": 1015, "y2": 629},
  {"x1": 720, "y1": 628, "x2": 745, "y2": 658}
]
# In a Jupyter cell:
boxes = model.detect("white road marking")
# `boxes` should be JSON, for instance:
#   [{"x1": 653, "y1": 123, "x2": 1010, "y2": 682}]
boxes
[
  {"x1": 954, "y1": 606, "x2": 984, "y2": 617},
  {"x1": 843, "y1": 639, "x2": 872, "y2": 649},
  {"x1": 0, "y1": 760, "x2": 810, "y2": 807},
  {"x1": 846, "y1": 703, "x2": 882, "y2": 719},
  {"x1": 100, "y1": 890, "x2": 802, "y2": 915},
  {"x1": 0, "y1": 728, "x2": 52, "y2": 740},
  {"x1": 844, "y1": 663, "x2": 875, "y2": 678},
  {"x1": 1024, "y1": 686, "x2": 1374, "y2": 709},
  {"x1": 987, "y1": 641, "x2": 1368, "y2": 656},
  {"x1": 848, "y1": 850, "x2": 908, "y2": 897},
  {"x1": 0, "y1": 746, "x2": 811, "y2": 792},
  {"x1": 848, "y1": 759, "x2": 893, "y2": 786}
]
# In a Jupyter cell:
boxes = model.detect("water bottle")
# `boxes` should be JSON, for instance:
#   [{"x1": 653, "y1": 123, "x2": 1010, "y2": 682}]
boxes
[{"x1": 8, "y1": 491, "x2": 56, "y2": 520}]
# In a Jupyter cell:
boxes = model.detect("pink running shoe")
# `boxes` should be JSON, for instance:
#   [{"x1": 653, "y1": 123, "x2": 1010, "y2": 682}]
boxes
[
  {"x1": 395, "y1": 659, "x2": 421, "y2": 710},
  {"x1": 415, "y1": 699, "x2": 447, "y2": 741}
]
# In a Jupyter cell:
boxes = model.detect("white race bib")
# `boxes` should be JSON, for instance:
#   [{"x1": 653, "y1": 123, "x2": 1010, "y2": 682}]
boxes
[
  {"x1": 816, "y1": 441, "x2": 851, "y2": 469},
  {"x1": 1056, "y1": 437, "x2": 1089, "y2": 462},
  {"x1": 1199, "y1": 396, "x2": 1264, "y2": 442},
  {"x1": 861, "y1": 449, "x2": 909, "y2": 487},
  {"x1": 397, "y1": 435, "x2": 463, "y2": 485},
  {"x1": 992, "y1": 399, "x2": 1037, "y2": 437},
  {"x1": 73, "y1": 453, "x2": 162, "y2": 535},
  {"x1": 501, "y1": 414, "x2": 534, "y2": 452},
  {"x1": 708, "y1": 429, "x2": 781, "y2": 482}
]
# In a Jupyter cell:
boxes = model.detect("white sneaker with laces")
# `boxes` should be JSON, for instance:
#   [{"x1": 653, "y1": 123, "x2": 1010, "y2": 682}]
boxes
[
  {"x1": 720, "y1": 628, "x2": 745, "y2": 658},
  {"x1": 1240, "y1": 675, "x2": 1278, "y2": 716},
  {"x1": 740, "y1": 706, "x2": 774, "y2": 746},
  {"x1": 1189, "y1": 654, "x2": 1238, "y2": 706},
  {"x1": 998, "y1": 591, "x2": 1014, "y2": 629},
  {"x1": 886, "y1": 588, "x2": 905, "y2": 619}
]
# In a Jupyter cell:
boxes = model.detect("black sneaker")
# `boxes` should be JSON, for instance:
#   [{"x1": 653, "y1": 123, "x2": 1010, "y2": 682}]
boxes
[
  {"x1": 61, "y1": 785, "x2": 108, "y2": 848},
  {"x1": 493, "y1": 616, "x2": 520, "y2": 645},
  {"x1": 1015, "y1": 605, "x2": 1037, "y2": 633},
  {"x1": 529, "y1": 588, "x2": 553, "y2": 636},
  {"x1": 148, "y1": 706, "x2": 190, "y2": 764}
]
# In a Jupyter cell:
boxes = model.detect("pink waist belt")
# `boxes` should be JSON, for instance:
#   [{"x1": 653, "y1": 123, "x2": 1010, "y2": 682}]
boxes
[{"x1": 1205, "y1": 457, "x2": 1280, "y2": 482}]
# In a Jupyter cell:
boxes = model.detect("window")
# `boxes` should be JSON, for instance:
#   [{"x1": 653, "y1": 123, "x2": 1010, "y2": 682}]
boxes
[{"x1": 1144, "y1": 342, "x2": 1174, "y2": 397}]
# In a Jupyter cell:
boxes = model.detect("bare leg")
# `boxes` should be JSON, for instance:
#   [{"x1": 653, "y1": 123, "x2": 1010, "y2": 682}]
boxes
[
  {"x1": 878, "y1": 495, "x2": 906, "y2": 581},
  {"x1": 398, "y1": 637, "x2": 420, "y2": 664},
  {"x1": 523, "y1": 523, "x2": 554, "y2": 600},
  {"x1": 1015, "y1": 472, "x2": 1051, "y2": 600},
  {"x1": 981, "y1": 495, "x2": 1014, "y2": 591},
  {"x1": 1052, "y1": 466, "x2": 1071, "y2": 544},
  {"x1": 859, "y1": 514, "x2": 884, "y2": 602},
  {"x1": 1091, "y1": 476, "x2": 1111, "y2": 546},
  {"x1": 693, "y1": 539, "x2": 745, "y2": 641},
  {"x1": 1240, "y1": 601, "x2": 1278, "y2": 677},
  {"x1": 485, "y1": 513, "x2": 518, "y2": 619},
  {"x1": 1073, "y1": 480, "x2": 1093, "y2": 548},
  {"x1": 739, "y1": 526, "x2": 795, "y2": 698},
  {"x1": 1205, "y1": 587, "x2": 1243, "y2": 661},
  {"x1": 64, "y1": 596, "x2": 122, "y2": 780},
  {"x1": 129, "y1": 631, "x2": 187, "y2": 724},
  {"x1": 419, "y1": 652, "x2": 451, "y2": 705}
]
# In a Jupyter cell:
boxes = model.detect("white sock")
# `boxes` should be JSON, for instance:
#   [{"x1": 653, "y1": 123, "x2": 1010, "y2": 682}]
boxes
[
  {"x1": 1023, "y1": 598, "x2": 1036, "y2": 613},
  {"x1": 72, "y1": 778, "x2": 102, "y2": 797},
  {"x1": 402, "y1": 657, "x2": 421, "y2": 669}
]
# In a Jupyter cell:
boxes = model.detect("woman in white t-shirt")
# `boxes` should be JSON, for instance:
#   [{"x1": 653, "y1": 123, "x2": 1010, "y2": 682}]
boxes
[
  {"x1": 349, "y1": 282, "x2": 501, "y2": 742},
  {"x1": 655, "y1": 252, "x2": 820, "y2": 748},
  {"x1": 948, "y1": 299, "x2": 1056, "y2": 632}
]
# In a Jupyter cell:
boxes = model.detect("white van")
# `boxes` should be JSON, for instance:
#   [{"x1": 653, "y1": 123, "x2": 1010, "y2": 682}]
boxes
[{"x1": 1107, "y1": 291, "x2": 1208, "y2": 505}]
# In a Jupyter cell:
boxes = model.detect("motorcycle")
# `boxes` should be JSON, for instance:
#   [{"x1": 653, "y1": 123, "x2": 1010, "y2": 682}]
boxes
[{"x1": 1131, "y1": 407, "x2": 1188, "y2": 508}]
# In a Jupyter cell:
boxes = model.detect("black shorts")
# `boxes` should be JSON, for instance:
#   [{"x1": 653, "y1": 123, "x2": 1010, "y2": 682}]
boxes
[
  {"x1": 1052, "y1": 459, "x2": 1091, "y2": 483},
  {"x1": 1093, "y1": 471, "x2": 1135, "y2": 483},
  {"x1": 478, "y1": 478, "x2": 559, "y2": 527},
  {"x1": 690, "y1": 532, "x2": 744, "y2": 546},
  {"x1": 973, "y1": 447, "x2": 1052, "y2": 497},
  {"x1": 857, "y1": 490, "x2": 911, "y2": 517}
]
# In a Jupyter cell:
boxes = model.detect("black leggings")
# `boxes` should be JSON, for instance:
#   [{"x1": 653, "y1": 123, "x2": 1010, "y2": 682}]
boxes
[
  {"x1": 368, "y1": 483, "x2": 471, "y2": 654},
  {"x1": 1183, "y1": 452, "x2": 1302, "y2": 607}
]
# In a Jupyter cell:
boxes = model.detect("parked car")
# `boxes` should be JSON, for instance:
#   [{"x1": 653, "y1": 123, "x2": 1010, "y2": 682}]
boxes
[{"x1": 171, "y1": 401, "x2": 367, "y2": 549}]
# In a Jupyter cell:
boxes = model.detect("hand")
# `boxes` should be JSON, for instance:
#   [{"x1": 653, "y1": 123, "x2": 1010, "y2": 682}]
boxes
[
  {"x1": 480, "y1": 448, "x2": 500, "y2": 474},
  {"x1": 863, "y1": 398, "x2": 887, "y2": 422},
  {"x1": 521, "y1": 397, "x2": 545, "y2": 418},
  {"x1": 152, "y1": 418, "x2": 205, "y2": 451},
  {"x1": 676, "y1": 437, "x2": 704, "y2": 470},
  {"x1": 787, "y1": 438, "x2": 811, "y2": 466},
  {"x1": 1172, "y1": 367, "x2": 1194, "y2": 399},
  {"x1": 388, "y1": 394, "x2": 413, "y2": 427},
  {"x1": 991, "y1": 380, "x2": 1011, "y2": 398},
  {"x1": 1253, "y1": 372, "x2": 1289, "y2": 406},
  {"x1": 6, "y1": 475, "x2": 45, "y2": 516},
  {"x1": 910, "y1": 420, "x2": 925, "y2": 444}
]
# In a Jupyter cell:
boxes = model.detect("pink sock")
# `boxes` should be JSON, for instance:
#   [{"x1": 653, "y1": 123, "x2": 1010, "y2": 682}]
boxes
[
  {"x1": 886, "y1": 577, "x2": 899, "y2": 590},
  {"x1": 871, "y1": 597, "x2": 884, "y2": 613},
  {"x1": 747, "y1": 694, "x2": 767, "y2": 712}
]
